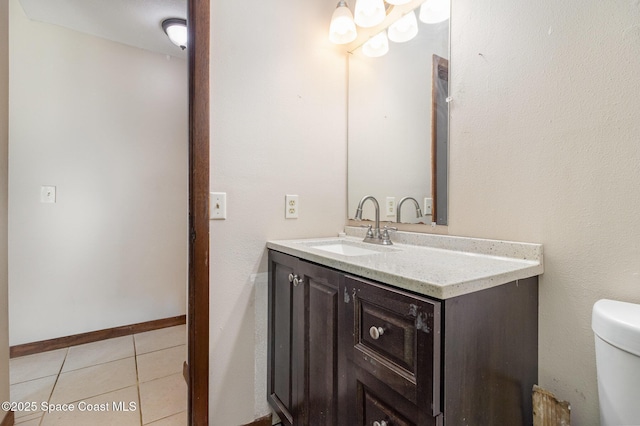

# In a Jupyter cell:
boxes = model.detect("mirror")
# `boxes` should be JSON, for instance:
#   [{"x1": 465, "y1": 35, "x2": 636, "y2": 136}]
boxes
[{"x1": 347, "y1": 8, "x2": 449, "y2": 227}]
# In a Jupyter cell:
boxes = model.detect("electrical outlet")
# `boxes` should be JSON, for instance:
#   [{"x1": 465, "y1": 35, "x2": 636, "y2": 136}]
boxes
[
  {"x1": 424, "y1": 197, "x2": 433, "y2": 216},
  {"x1": 285, "y1": 195, "x2": 299, "y2": 219},
  {"x1": 210, "y1": 192, "x2": 227, "y2": 220},
  {"x1": 41, "y1": 186, "x2": 56, "y2": 203},
  {"x1": 386, "y1": 197, "x2": 395, "y2": 217}
]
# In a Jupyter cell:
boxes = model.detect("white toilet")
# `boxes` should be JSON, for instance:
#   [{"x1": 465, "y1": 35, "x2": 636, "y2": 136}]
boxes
[{"x1": 592, "y1": 299, "x2": 640, "y2": 426}]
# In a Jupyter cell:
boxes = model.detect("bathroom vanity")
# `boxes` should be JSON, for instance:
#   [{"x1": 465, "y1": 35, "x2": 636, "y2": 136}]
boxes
[{"x1": 266, "y1": 230, "x2": 543, "y2": 426}]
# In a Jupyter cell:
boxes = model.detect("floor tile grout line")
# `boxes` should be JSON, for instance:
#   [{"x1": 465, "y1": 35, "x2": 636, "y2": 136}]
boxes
[
  {"x1": 137, "y1": 371, "x2": 186, "y2": 386},
  {"x1": 59, "y1": 353, "x2": 136, "y2": 375},
  {"x1": 133, "y1": 334, "x2": 144, "y2": 426},
  {"x1": 138, "y1": 369, "x2": 187, "y2": 386},
  {"x1": 143, "y1": 409, "x2": 187, "y2": 425},
  {"x1": 9, "y1": 372, "x2": 59, "y2": 387},
  {"x1": 134, "y1": 342, "x2": 187, "y2": 357},
  {"x1": 40, "y1": 347, "x2": 69, "y2": 426}
]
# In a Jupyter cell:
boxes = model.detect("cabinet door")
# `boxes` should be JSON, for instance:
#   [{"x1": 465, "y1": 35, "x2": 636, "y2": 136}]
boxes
[
  {"x1": 298, "y1": 260, "x2": 344, "y2": 426},
  {"x1": 268, "y1": 252, "x2": 345, "y2": 426},
  {"x1": 267, "y1": 251, "x2": 304, "y2": 426}
]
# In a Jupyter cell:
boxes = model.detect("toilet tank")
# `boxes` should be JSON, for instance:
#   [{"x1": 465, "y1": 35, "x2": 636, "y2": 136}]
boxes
[{"x1": 592, "y1": 299, "x2": 640, "y2": 426}]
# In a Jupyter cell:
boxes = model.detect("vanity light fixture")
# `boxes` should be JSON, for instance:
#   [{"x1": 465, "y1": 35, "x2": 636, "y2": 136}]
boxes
[
  {"x1": 419, "y1": 0, "x2": 450, "y2": 24},
  {"x1": 329, "y1": 0, "x2": 358, "y2": 44},
  {"x1": 162, "y1": 18, "x2": 188, "y2": 50},
  {"x1": 362, "y1": 31, "x2": 389, "y2": 57},
  {"x1": 387, "y1": 10, "x2": 418, "y2": 42},
  {"x1": 354, "y1": 0, "x2": 387, "y2": 28}
]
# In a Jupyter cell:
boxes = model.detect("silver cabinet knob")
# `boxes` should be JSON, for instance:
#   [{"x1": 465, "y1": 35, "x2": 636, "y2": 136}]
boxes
[
  {"x1": 369, "y1": 326, "x2": 385, "y2": 340},
  {"x1": 373, "y1": 421, "x2": 388, "y2": 426},
  {"x1": 288, "y1": 273, "x2": 303, "y2": 286},
  {"x1": 289, "y1": 274, "x2": 303, "y2": 287}
]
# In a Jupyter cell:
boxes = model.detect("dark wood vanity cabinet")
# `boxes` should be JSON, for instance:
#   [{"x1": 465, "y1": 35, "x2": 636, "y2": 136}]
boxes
[{"x1": 267, "y1": 250, "x2": 538, "y2": 426}]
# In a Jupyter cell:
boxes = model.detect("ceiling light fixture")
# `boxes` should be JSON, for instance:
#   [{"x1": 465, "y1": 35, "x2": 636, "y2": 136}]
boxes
[{"x1": 162, "y1": 18, "x2": 187, "y2": 50}]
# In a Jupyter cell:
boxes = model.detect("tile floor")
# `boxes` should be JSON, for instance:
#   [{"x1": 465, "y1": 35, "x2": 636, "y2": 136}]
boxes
[{"x1": 9, "y1": 325, "x2": 187, "y2": 425}]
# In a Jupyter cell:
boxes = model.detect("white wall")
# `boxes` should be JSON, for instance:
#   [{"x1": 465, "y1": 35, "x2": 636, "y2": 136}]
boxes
[
  {"x1": 9, "y1": 0, "x2": 188, "y2": 345},
  {"x1": 0, "y1": 0, "x2": 11, "y2": 419},
  {"x1": 209, "y1": 0, "x2": 347, "y2": 423},
  {"x1": 448, "y1": 0, "x2": 640, "y2": 423}
]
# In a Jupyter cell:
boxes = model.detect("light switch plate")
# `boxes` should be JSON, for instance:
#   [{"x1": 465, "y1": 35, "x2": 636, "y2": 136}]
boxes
[
  {"x1": 285, "y1": 195, "x2": 299, "y2": 219},
  {"x1": 210, "y1": 192, "x2": 227, "y2": 220},
  {"x1": 41, "y1": 186, "x2": 56, "y2": 203}
]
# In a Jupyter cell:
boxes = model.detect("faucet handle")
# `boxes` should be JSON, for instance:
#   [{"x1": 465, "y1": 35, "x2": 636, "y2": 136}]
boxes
[
  {"x1": 380, "y1": 226, "x2": 397, "y2": 245},
  {"x1": 360, "y1": 224, "x2": 374, "y2": 238}
]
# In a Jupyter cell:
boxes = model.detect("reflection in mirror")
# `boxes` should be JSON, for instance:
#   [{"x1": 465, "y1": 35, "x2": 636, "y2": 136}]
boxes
[
  {"x1": 347, "y1": 11, "x2": 449, "y2": 227},
  {"x1": 432, "y1": 54, "x2": 448, "y2": 224}
]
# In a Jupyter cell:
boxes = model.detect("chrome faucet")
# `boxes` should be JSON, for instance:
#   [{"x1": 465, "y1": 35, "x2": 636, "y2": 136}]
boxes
[
  {"x1": 396, "y1": 197, "x2": 423, "y2": 223},
  {"x1": 355, "y1": 195, "x2": 380, "y2": 240},
  {"x1": 355, "y1": 195, "x2": 396, "y2": 245}
]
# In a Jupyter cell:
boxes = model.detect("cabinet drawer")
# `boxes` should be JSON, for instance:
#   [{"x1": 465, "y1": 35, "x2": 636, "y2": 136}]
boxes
[
  {"x1": 360, "y1": 298, "x2": 416, "y2": 373},
  {"x1": 350, "y1": 366, "x2": 440, "y2": 426},
  {"x1": 363, "y1": 384, "x2": 415, "y2": 426},
  {"x1": 343, "y1": 276, "x2": 442, "y2": 416}
]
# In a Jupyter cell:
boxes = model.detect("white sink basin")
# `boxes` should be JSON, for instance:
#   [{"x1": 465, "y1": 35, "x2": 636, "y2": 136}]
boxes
[{"x1": 309, "y1": 241, "x2": 384, "y2": 257}]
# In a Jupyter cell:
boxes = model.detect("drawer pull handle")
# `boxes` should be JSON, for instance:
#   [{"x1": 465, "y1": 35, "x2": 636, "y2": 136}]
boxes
[
  {"x1": 369, "y1": 326, "x2": 385, "y2": 340},
  {"x1": 373, "y1": 421, "x2": 388, "y2": 426},
  {"x1": 288, "y1": 273, "x2": 294, "y2": 282}
]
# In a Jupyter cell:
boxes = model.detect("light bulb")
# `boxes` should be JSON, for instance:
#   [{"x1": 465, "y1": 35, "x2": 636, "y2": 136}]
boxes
[
  {"x1": 362, "y1": 31, "x2": 389, "y2": 57},
  {"x1": 388, "y1": 11, "x2": 418, "y2": 43},
  {"x1": 329, "y1": 0, "x2": 358, "y2": 44},
  {"x1": 354, "y1": 0, "x2": 386, "y2": 28},
  {"x1": 419, "y1": 0, "x2": 450, "y2": 24},
  {"x1": 385, "y1": 0, "x2": 411, "y2": 4}
]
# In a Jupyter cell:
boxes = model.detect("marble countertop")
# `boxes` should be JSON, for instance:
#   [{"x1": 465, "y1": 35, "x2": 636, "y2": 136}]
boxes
[{"x1": 267, "y1": 229, "x2": 543, "y2": 299}]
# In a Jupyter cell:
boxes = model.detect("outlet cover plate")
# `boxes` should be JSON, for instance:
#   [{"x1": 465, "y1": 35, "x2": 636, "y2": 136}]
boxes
[
  {"x1": 424, "y1": 197, "x2": 433, "y2": 216},
  {"x1": 385, "y1": 197, "x2": 395, "y2": 217},
  {"x1": 285, "y1": 195, "x2": 299, "y2": 219}
]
